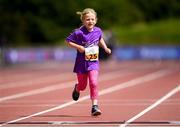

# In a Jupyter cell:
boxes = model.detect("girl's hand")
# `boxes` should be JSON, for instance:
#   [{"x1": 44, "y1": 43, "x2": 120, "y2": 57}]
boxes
[
  {"x1": 78, "y1": 45, "x2": 85, "y2": 53},
  {"x1": 105, "y1": 47, "x2": 111, "y2": 54}
]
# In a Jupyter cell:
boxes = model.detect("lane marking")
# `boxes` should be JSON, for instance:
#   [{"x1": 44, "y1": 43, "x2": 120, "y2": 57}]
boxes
[
  {"x1": 0, "y1": 70, "x2": 127, "y2": 102},
  {"x1": 0, "y1": 81, "x2": 75, "y2": 102},
  {"x1": 1, "y1": 101, "x2": 180, "y2": 107},
  {"x1": 0, "y1": 72, "x2": 72, "y2": 90},
  {"x1": 119, "y1": 85, "x2": 180, "y2": 127},
  {"x1": 0, "y1": 69, "x2": 130, "y2": 90},
  {"x1": 0, "y1": 70, "x2": 171, "y2": 126},
  {"x1": 2, "y1": 99, "x2": 180, "y2": 107}
]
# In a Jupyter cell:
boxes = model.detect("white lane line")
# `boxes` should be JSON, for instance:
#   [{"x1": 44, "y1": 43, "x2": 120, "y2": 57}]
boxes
[
  {"x1": 119, "y1": 85, "x2": 180, "y2": 127},
  {"x1": 2, "y1": 99, "x2": 180, "y2": 107},
  {"x1": 0, "y1": 66, "x2": 144, "y2": 90},
  {"x1": 0, "y1": 70, "x2": 127, "y2": 102},
  {"x1": 0, "y1": 70, "x2": 171, "y2": 126},
  {"x1": 0, "y1": 81, "x2": 75, "y2": 102},
  {"x1": 0, "y1": 72, "x2": 72, "y2": 90}
]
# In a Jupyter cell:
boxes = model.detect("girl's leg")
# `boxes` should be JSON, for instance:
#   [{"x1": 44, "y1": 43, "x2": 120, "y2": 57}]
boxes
[
  {"x1": 76, "y1": 73, "x2": 88, "y2": 92},
  {"x1": 72, "y1": 73, "x2": 88, "y2": 101},
  {"x1": 88, "y1": 70, "x2": 99, "y2": 105},
  {"x1": 89, "y1": 70, "x2": 101, "y2": 116}
]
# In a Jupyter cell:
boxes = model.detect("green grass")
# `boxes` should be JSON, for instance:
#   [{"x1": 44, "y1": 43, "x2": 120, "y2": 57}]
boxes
[{"x1": 112, "y1": 18, "x2": 180, "y2": 45}]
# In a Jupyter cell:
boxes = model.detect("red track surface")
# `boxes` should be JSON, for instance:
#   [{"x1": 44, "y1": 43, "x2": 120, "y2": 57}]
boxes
[{"x1": 0, "y1": 61, "x2": 180, "y2": 127}]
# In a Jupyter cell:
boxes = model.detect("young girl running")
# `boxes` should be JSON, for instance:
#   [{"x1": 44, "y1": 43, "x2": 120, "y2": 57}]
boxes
[{"x1": 65, "y1": 8, "x2": 111, "y2": 116}]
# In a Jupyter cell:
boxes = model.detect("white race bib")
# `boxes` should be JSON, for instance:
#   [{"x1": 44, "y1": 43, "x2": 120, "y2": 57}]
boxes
[{"x1": 85, "y1": 46, "x2": 99, "y2": 61}]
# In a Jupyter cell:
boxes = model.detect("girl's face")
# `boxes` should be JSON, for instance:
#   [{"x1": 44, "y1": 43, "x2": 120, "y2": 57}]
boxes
[{"x1": 83, "y1": 12, "x2": 97, "y2": 32}]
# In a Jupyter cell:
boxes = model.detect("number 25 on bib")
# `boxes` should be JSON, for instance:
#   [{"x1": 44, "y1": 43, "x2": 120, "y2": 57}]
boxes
[{"x1": 85, "y1": 46, "x2": 99, "y2": 61}]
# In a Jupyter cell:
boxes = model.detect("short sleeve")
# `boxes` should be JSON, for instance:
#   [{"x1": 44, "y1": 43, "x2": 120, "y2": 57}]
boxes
[
  {"x1": 65, "y1": 29, "x2": 83, "y2": 44},
  {"x1": 65, "y1": 30, "x2": 77, "y2": 43}
]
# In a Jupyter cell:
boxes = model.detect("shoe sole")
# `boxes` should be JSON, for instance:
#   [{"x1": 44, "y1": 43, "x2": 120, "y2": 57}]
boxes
[{"x1": 92, "y1": 111, "x2": 102, "y2": 116}]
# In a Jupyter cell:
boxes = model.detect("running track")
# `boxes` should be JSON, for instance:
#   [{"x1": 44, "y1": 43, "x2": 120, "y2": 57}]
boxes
[{"x1": 0, "y1": 60, "x2": 180, "y2": 127}]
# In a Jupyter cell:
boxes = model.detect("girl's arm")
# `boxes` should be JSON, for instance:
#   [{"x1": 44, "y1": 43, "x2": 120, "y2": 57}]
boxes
[
  {"x1": 65, "y1": 41, "x2": 85, "y2": 53},
  {"x1": 99, "y1": 38, "x2": 111, "y2": 54}
]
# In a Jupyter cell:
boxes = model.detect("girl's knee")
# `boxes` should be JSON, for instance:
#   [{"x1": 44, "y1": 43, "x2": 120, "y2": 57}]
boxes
[
  {"x1": 77, "y1": 82, "x2": 87, "y2": 91},
  {"x1": 90, "y1": 79, "x2": 97, "y2": 86},
  {"x1": 90, "y1": 82, "x2": 98, "y2": 90}
]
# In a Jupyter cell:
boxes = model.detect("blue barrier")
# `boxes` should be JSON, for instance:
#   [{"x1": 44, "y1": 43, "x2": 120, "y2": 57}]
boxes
[
  {"x1": 4, "y1": 46, "x2": 180, "y2": 64},
  {"x1": 114, "y1": 46, "x2": 180, "y2": 60},
  {"x1": 5, "y1": 48, "x2": 76, "y2": 64},
  {"x1": 113, "y1": 47, "x2": 139, "y2": 60}
]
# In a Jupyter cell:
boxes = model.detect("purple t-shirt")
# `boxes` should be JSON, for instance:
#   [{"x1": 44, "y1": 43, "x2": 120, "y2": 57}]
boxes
[{"x1": 66, "y1": 26, "x2": 102, "y2": 73}]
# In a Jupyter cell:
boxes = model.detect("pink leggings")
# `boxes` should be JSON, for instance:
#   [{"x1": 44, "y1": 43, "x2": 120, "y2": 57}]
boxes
[{"x1": 76, "y1": 70, "x2": 98, "y2": 100}]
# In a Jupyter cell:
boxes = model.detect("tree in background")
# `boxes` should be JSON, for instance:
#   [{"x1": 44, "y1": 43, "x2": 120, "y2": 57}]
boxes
[
  {"x1": 129, "y1": 0, "x2": 180, "y2": 21},
  {"x1": 0, "y1": 0, "x2": 179, "y2": 47}
]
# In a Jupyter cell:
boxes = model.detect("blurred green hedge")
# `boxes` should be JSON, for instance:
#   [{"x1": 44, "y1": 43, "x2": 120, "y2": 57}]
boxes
[{"x1": 0, "y1": 0, "x2": 179, "y2": 47}]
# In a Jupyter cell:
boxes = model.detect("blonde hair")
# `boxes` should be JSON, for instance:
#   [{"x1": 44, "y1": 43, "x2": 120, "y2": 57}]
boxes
[{"x1": 76, "y1": 8, "x2": 97, "y2": 21}]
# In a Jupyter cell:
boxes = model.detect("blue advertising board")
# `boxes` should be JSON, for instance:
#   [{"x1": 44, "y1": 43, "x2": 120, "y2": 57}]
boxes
[
  {"x1": 114, "y1": 46, "x2": 180, "y2": 60},
  {"x1": 3, "y1": 46, "x2": 180, "y2": 64}
]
